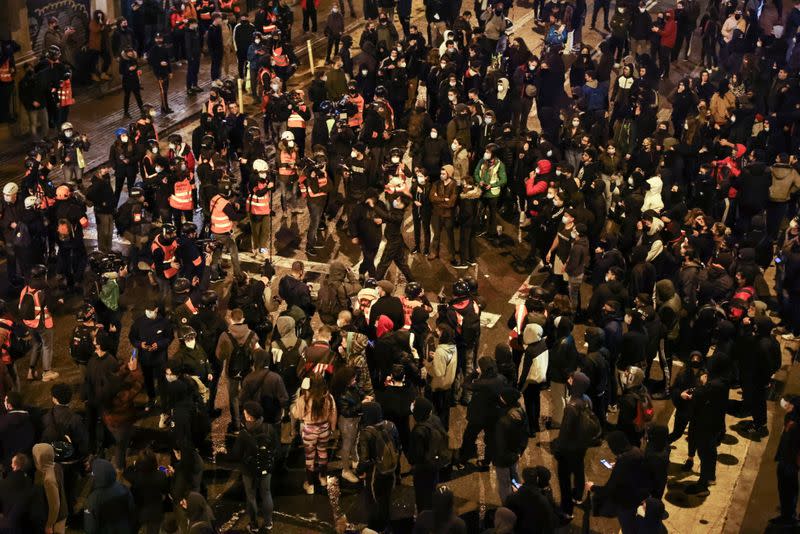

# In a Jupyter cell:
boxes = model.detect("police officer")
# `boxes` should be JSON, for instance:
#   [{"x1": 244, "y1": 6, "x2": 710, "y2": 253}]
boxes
[
  {"x1": 169, "y1": 277, "x2": 200, "y2": 327},
  {"x1": 247, "y1": 160, "x2": 273, "y2": 259},
  {"x1": 128, "y1": 303, "x2": 174, "y2": 412},
  {"x1": 177, "y1": 222, "x2": 207, "y2": 288},
  {"x1": 303, "y1": 156, "x2": 332, "y2": 257},
  {"x1": 115, "y1": 186, "x2": 150, "y2": 271},
  {"x1": 209, "y1": 180, "x2": 244, "y2": 282},
  {"x1": 147, "y1": 33, "x2": 173, "y2": 114}
]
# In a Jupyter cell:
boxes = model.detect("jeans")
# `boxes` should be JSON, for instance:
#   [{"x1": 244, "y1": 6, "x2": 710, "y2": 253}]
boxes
[
  {"x1": 568, "y1": 274, "x2": 583, "y2": 314},
  {"x1": 211, "y1": 232, "x2": 242, "y2": 278},
  {"x1": 63, "y1": 163, "x2": 83, "y2": 184},
  {"x1": 29, "y1": 328, "x2": 54, "y2": 372},
  {"x1": 187, "y1": 58, "x2": 200, "y2": 90},
  {"x1": 430, "y1": 213, "x2": 455, "y2": 258},
  {"x1": 242, "y1": 473, "x2": 273, "y2": 526},
  {"x1": 105, "y1": 423, "x2": 134, "y2": 470},
  {"x1": 96, "y1": 213, "x2": 114, "y2": 252},
  {"x1": 306, "y1": 201, "x2": 324, "y2": 250},
  {"x1": 27, "y1": 107, "x2": 48, "y2": 139},
  {"x1": 338, "y1": 415, "x2": 360, "y2": 468},
  {"x1": 227, "y1": 375, "x2": 242, "y2": 427},
  {"x1": 275, "y1": 179, "x2": 299, "y2": 212},
  {"x1": 549, "y1": 381, "x2": 567, "y2": 426},
  {"x1": 556, "y1": 449, "x2": 586, "y2": 514},
  {"x1": 495, "y1": 462, "x2": 519, "y2": 504}
]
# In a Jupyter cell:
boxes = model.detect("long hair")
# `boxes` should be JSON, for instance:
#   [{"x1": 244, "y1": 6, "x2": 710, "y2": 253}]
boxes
[{"x1": 308, "y1": 377, "x2": 330, "y2": 421}]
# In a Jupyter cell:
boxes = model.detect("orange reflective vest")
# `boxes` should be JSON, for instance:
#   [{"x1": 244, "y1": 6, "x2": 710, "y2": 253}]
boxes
[
  {"x1": 169, "y1": 178, "x2": 194, "y2": 210},
  {"x1": 36, "y1": 183, "x2": 56, "y2": 209},
  {"x1": 348, "y1": 94, "x2": 364, "y2": 128},
  {"x1": 278, "y1": 149, "x2": 297, "y2": 179},
  {"x1": 288, "y1": 107, "x2": 307, "y2": 129},
  {"x1": 19, "y1": 286, "x2": 53, "y2": 329},
  {"x1": 151, "y1": 236, "x2": 179, "y2": 279},
  {"x1": 210, "y1": 194, "x2": 233, "y2": 233},
  {"x1": 219, "y1": 0, "x2": 240, "y2": 12},
  {"x1": 58, "y1": 79, "x2": 74, "y2": 108},
  {"x1": 0, "y1": 60, "x2": 12, "y2": 83},
  {"x1": 247, "y1": 187, "x2": 271, "y2": 215},
  {"x1": 272, "y1": 50, "x2": 289, "y2": 67},
  {"x1": 301, "y1": 173, "x2": 328, "y2": 198}
]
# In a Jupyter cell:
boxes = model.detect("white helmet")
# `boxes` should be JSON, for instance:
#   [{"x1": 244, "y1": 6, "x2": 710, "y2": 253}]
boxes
[
  {"x1": 60, "y1": 122, "x2": 74, "y2": 131},
  {"x1": 24, "y1": 196, "x2": 37, "y2": 209},
  {"x1": 2, "y1": 183, "x2": 19, "y2": 196},
  {"x1": 280, "y1": 131, "x2": 295, "y2": 142},
  {"x1": 252, "y1": 159, "x2": 269, "y2": 172}
]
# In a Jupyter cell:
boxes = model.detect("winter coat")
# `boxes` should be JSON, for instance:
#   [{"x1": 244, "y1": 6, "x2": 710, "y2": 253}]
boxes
[
  {"x1": 494, "y1": 403, "x2": 528, "y2": 467},
  {"x1": 0, "y1": 409, "x2": 35, "y2": 467},
  {"x1": 101, "y1": 361, "x2": 144, "y2": 431},
  {"x1": 84, "y1": 459, "x2": 136, "y2": 534},
  {"x1": 427, "y1": 342, "x2": 458, "y2": 391},
  {"x1": 768, "y1": 163, "x2": 800, "y2": 202}
]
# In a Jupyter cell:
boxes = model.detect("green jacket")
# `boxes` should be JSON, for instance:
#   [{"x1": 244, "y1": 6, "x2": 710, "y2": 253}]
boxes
[{"x1": 474, "y1": 157, "x2": 507, "y2": 198}]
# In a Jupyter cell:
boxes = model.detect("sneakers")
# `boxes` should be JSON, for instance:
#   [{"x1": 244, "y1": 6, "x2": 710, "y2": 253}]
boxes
[
  {"x1": 341, "y1": 469, "x2": 359, "y2": 483},
  {"x1": 42, "y1": 370, "x2": 60, "y2": 382},
  {"x1": 246, "y1": 525, "x2": 259, "y2": 534},
  {"x1": 319, "y1": 475, "x2": 328, "y2": 487},
  {"x1": 685, "y1": 482, "x2": 710, "y2": 495},
  {"x1": 303, "y1": 481, "x2": 315, "y2": 494},
  {"x1": 781, "y1": 333, "x2": 798, "y2": 341},
  {"x1": 26, "y1": 368, "x2": 39, "y2": 381}
]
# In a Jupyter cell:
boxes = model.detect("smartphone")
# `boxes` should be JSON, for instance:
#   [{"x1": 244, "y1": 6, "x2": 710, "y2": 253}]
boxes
[
  {"x1": 600, "y1": 459, "x2": 614, "y2": 469},
  {"x1": 158, "y1": 465, "x2": 168, "y2": 473},
  {"x1": 512, "y1": 479, "x2": 522, "y2": 490},
  {"x1": 131, "y1": 348, "x2": 138, "y2": 362}
]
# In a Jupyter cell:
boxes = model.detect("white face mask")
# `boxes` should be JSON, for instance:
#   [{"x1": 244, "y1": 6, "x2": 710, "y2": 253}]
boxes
[
  {"x1": 185, "y1": 339, "x2": 196, "y2": 349},
  {"x1": 254, "y1": 38, "x2": 261, "y2": 44},
  {"x1": 392, "y1": 199, "x2": 403, "y2": 209},
  {"x1": 781, "y1": 398, "x2": 790, "y2": 410},
  {"x1": 636, "y1": 504, "x2": 646, "y2": 518},
  {"x1": 120, "y1": 135, "x2": 129, "y2": 143},
  {"x1": 484, "y1": 152, "x2": 491, "y2": 160},
  {"x1": 155, "y1": 166, "x2": 163, "y2": 173},
  {"x1": 169, "y1": 143, "x2": 176, "y2": 150},
  {"x1": 562, "y1": 215, "x2": 571, "y2": 224},
  {"x1": 64, "y1": 131, "x2": 73, "y2": 138},
  {"x1": 351, "y1": 150, "x2": 358, "y2": 158},
  {"x1": 546, "y1": 193, "x2": 554, "y2": 199},
  {"x1": 259, "y1": 172, "x2": 268, "y2": 179},
  {"x1": 448, "y1": 94, "x2": 456, "y2": 101},
  {"x1": 430, "y1": 131, "x2": 438, "y2": 139},
  {"x1": 497, "y1": 84, "x2": 504, "y2": 92},
  {"x1": 572, "y1": 120, "x2": 580, "y2": 127},
  {"x1": 417, "y1": 176, "x2": 426, "y2": 184},
  {"x1": 451, "y1": 142, "x2": 458, "y2": 151},
  {"x1": 361, "y1": 69, "x2": 368, "y2": 75},
  {"x1": 145, "y1": 310, "x2": 157, "y2": 319},
  {"x1": 287, "y1": 140, "x2": 295, "y2": 148},
  {"x1": 391, "y1": 156, "x2": 400, "y2": 164},
  {"x1": 151, "y1": 147, "x2": 158, "y2": 154},
  {"x1": 165, "y1": 373, "x2": 178, "y2": 383}
]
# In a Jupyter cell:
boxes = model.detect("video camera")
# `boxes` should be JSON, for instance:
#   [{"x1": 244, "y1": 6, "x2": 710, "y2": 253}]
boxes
[{"x1": 196, "y1": 238, "x2": 224, "y2": 252}]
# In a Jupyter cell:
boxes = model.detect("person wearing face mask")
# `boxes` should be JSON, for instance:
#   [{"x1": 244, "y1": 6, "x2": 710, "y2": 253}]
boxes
[
  {"x1": 109, "y1": 128, "x2": 137, "y2": 205},
  {"x1": 172, "y1": 326, "x2": 214, "y2": 388},
  {"x1": 85, "y1": 167, "x2": 117, "y2": 253},
  {"x1": 118, "y1": 47, "x2": 144, "y2": 119},
  {"x1": 372, "y1": 195, "x2": 416, "y2": 282},
  {"x1": 428, "y1": 165, "x2": 458, "y2": 264},
  {"x1": 409, "y1": 169, "x2": 433, "y2": 255},
  {"x1": 129, "y1": 303, "x2": 174, "y2": 413},
  {"x1": 206, "y1": 14, "x2": 225, "y2": 81},
  {"x1": 57, "y1": 122, "x2": 90, "y2": 185},
  {"x1": 324, "y1": 4, "x2": 345, "y2": 64},
  {"x1": 87, "y1": 10, "x2": 112, "y2": 82},
  {"x1": 474, "y1": 144, "x2": 507, "y2": 239},
  {"x1": 415, "y1": 127, "x2": 451, "y2": 179},
  {"x1": 233, "y1": 16, "x2": 256, "y2": 78}
]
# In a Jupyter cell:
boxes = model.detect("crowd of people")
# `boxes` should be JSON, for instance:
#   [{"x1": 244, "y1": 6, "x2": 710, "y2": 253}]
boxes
[{"x1": 0, "y1": 0, "x2": 799, "y2": 532}]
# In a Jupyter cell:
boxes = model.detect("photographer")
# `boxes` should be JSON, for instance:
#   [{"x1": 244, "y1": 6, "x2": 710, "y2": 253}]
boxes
[{"x1": 176, "y1": 222, "x2": 207, "y2": 289}]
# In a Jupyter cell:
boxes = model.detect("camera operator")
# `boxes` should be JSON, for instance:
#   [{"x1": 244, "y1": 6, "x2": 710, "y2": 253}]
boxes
[
  {"x1": 115, "y1": 186, "x2": 150, "y2": 273},
  {"x1": 209, "y1": 179, "x2": 244, "y2": 282},
  {"x1": 176, "y1": 222, "x2": 208, "y2": 290}
]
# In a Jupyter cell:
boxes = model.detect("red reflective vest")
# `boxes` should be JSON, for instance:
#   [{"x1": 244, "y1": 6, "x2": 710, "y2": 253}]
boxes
[
  {"x1": 209, "y1": 195, "x2": 233, "y2": 233},
  {"x1": 169, "y1": 178, "x2": 194, "y2": 210},
  {"x1": 287, "y1": 107, "x2": 307, "y2": 128},
  {"x1": 58, "y1": 79, "x2": 74, "y2": 108},
  {"x1": 278, "y1": 149, "x2": 296, "y2": 179},
  {"x1": 0, "y1": 60, "x2": 12, "y2": 83},
  {"x1": 348, "y1": 94, "x2": 364, "y2": 128},
  {"x1": 151, "y1": 236, "x2": 179, "y2": 279},
  {"x1": 272, "y1": 49, "x2": 290, "y2": 67},
  {"x1": 19, "y1": 286, "x2": 53, "y2": 329}
]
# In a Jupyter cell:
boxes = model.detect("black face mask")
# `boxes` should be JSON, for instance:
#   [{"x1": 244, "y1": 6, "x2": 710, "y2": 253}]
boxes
[{"x1": 690, "y1": 359, "x2": 703, "y2": 369}]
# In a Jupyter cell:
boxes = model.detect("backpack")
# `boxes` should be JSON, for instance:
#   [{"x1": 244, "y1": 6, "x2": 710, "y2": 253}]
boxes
[
  {"x1": 19, "y1": 289, "x2": 37, "y2": 322},
  {"x1": 367, "y1": 422, "x2": 399, "y2": 475},
  {"x1": 69, "y1": 324, "x2": 96, "y2": 365},
  {"x1": 418, "y1": 421, "x2": 452, "y2": 469},
  {"x1": 256, "y1": 369, "x2": 283, "y2": 424},
  {"x1": 273, "y1": 338, "x2": 302, "y2": 393},
  {"x1": 0, "y1": 319, "x2": 30, "y2": 362},
  {"x1": 316, "y1": 280, "x2": 340, "y2": 324},
  {"x1": 576, "y1": 404, "x2": 603, "y2": 448},
  {"x1": 633, "y1": 392, "x2": 654, "y2": 432},
  {"x1": 45, "y1": 410, "x2": 77, "y2": 463},
  {"x1": 243, "y1": 428, "x2": 275, "y2": 477},
  {"x1": 226, "y1": 331, "x2": 255, "y2": 380}
]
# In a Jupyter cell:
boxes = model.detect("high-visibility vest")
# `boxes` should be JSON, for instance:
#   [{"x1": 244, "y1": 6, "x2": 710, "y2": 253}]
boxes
[
  {"x1": 348, "y1": 94, "x2": 364, "y2": 128},
  {"x1": 0, "y1": 318, "x2": 13, "y2": 364},
  {"x1": 0, "y1": 60, "x2": 12, "y2": 83},
  {"x1": 58, "y1": 79, "x2": 74, "y2": 108},
  {"x1": 278, "y1": 149, "x2": 296, "y2": 178},
  {"x1": 246, "y1": 186, "x2": 271, "y2": 215},
  {"x1": 210, "y1": 194, "x2": 233, "y2": 233},
  {"x1": 219, "y1": 0, "x2": 240, "y2": 12},
  {"x1": 19, "y1": 286, "x2": 53, "y2": 329},
  {"x1": 272, "y1": 50, "x2": 289, "y2": 67},
  {"x1": 287, "y1": 108, "x2": 306, "y2": 128},
  {"x1": 303, "y1": 173, "x2": 328, "y2": 198},
  {"x1": 169, "y1": 178, "x2": 194, "y2": 210},
  {"x1": 35, "y1": 182, "x2": 56, "y2": 209},
  {"x1": 151, "y1": 236, "x2": 179, "y2": 279}
]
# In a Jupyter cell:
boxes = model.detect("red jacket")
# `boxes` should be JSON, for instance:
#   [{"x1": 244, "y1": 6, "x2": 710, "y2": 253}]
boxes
[
  {"x1": 658, "y1": 12, "x2": 677, "y2": 48},
  {"x1": 300, "y1": 0, "x2": 319, "y2": 8}
]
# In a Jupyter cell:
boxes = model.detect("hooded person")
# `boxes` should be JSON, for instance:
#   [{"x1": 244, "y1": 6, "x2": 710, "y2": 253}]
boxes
[
  {"x1": 317, "y1": 261, "x2": 359, "y2": 325},
  {"x1": 547, "y1": 316, "x2": 579, "y2": 428},
  {"x1": 426, "y1": 324, "x2": 458, "y2": 429},
  {"x1": 485, "y1": 77, "x2": 513, "y2": 124},
  {"x1": 408, "y1": 397, "x2": 448, "y2": 512},
  {"x1": 458, "y1": 357, "x2": 505, "y2": 468},
  {"x1": 32, "y1": 443, "x2": 67, "y2": 534},
  {"x1": 493, "y1": 387, "x2": 528, "y2": 503},
  {"x1": 580, "y1": 327, "x2": 610, "y2": 424},
  {"x1": 486, "y1": 506, "x2": 517, "y2": 533},
  {"x1": 633, "y1": 497, "x2": 667, "y2": 533},
  {"x1": 552, "y1": 371, "x2": 595, "y2": 517},
  {"x1": 651, "y1": 278, "x2": 683, "y2": 397},
  {"x1": 182, "y1": 491, "x2": 215, "y2": 532},
  {"x1": 356, "y1": 401, "x2": 400, "y2": 531},
  {"x1": 495, "y1": 342, "x2": 517, "y2": 385},
  {"x1": 586, "y1": 431, "x2": 650, "y2": 531},
  {"x1": 517, "y1": 323, "x2": 548, "y2": 435},
  {"x1": 641, "y1": 175, "x2": 664, "y2": 213},
  {"x1": 84, "y1": 458, "x2": 136, "y2": 534},
  {"x1": 271, "y1": 315, "x2": 306, "y2": 397},
  {"x1": 617, "y1": 365, "x2": 648, "y2": 447},
  {"x1": 502, "y1": 466, "x2": 558, "y2": 533}
]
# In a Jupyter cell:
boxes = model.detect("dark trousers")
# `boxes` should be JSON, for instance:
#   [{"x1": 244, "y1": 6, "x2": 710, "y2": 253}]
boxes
[
  {"x1": 187, "y1": 58, "x2": 200, "y2": 90},
  {"x1": 326, "y1": 36, "x2": 341, "y2": 62},
  {"x1": 669, "y1": 410, "x2": 691, "y2": 444},
  {"x1": 307, "y1": 201, "x2": 325, "y2": 249},
  {"x1": 767, "y1": 200, "x2": 789, "y2": 240},
  {"x1": 359, "y1": 245, "x2": 378, "y2": 277},
  {"x1": 459, "y1": 421, "x2": 495, "y2": 462},
  {"x1": 242, "y1": 473, "x2": 273, "y2": 525},
  {"x1": 556, "y1": 449, "x2": 587, "y2": 515},
  {"x1": 375, "y1": 239, "x2": 414, "y2": 281},
  {"x1": 430, "y1": 213, "x2": 455, "y2": 258},
  {"x1": 412, "y1": 466, "x2": 439, "y2": 512},
  {"x1": 777, "y1": 463, "x2": 799, "y2": 520},
  {"x1": 157, "y1": 77, "x2": 170, "y2": 110},
  {"x1": 459, "y1": 221, "x2": 475, "y2": 262},
  {"x1": 591, "y1": 0, "x2": 609, "y2": 27},
  {"x1": 237, "y1": 53, "x2": 248, "y2": 78},
  {"x1": 123, "y1": 87, "x2": 144, "y2": 115},
  {"x1": 523, "y1": 384, "x2": 542, "y2": 433},
  {"x1": 0, "y1": 82, "x2": 13, "y2": 123},
  {"x1": 412, "y1": 207, "x2": 431, "y2": 252},
  {"x1": 364, "y1": 471, "x2": 394, "y2": 531},
  {"x1": 210, "y1": 53, "x2": 223, "y2": 81},
  {"x1": 659, "y1": 45, "x2": 672, "y2": 77},
  {"x1": 114, "y1": 166, "x2": 137, "y2": 204},
  {"x1": 430, "y1": 388, "x2": 451, "y2": 431},
  {"x1": 141, "y1": 361, "x2": 164, "y2": 401},
  {"x1": 172, "y1": 29, "x2": 186, "y2": 60},
  {"x1": 303, "y1": 7, "x2": 318, "y2": 32},
  {"x1": 481, "y1": 197, "x2": 500, "y2": 236},
  {"x1": 697, "y1": 440, "x2": 718, "y2": 483}
]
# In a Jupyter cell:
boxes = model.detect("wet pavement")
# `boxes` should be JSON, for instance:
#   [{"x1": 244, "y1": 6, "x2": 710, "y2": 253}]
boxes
[{"x1": 4, "y1": 0, "x2": 798, "y2": 532}]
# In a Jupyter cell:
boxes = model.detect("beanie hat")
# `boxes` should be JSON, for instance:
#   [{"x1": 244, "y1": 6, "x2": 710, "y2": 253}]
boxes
[
  {"x1": 442, "y1": 164, "x2": 455, "y2": 179},
  {"x1": 377, "y1": 280, "x2": 395, "y2": 295},
  {"x1": 412, "y1": 396, "x2": 434, "y2": 422}
]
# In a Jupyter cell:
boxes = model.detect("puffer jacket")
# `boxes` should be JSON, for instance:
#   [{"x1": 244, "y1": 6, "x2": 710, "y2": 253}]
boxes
[{"x1": 427, "y1": 342, "x2": 458, "y2": 391}]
